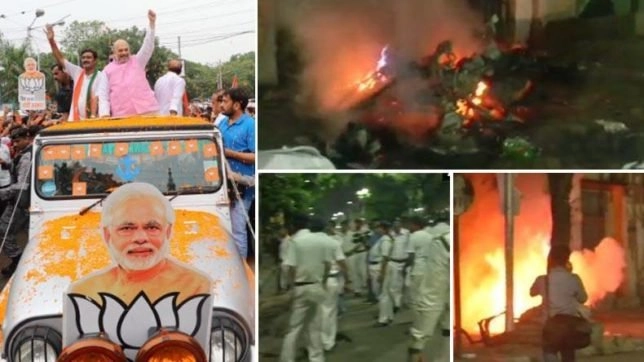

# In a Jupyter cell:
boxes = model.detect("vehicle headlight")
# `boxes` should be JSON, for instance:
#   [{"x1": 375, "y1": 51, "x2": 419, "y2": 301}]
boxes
[
  {"x1": 57, "y1": 333, "x2": 126, "y2": 362},
  {"x1": 210, "y1": 311, "x2": 250, "y2": 362},
  {"x1": 10, "y1": 326, "x2": 61, "y2": 362},
  {"x1": 136, "y1": 329, "x2": 206, "y2": 362}
]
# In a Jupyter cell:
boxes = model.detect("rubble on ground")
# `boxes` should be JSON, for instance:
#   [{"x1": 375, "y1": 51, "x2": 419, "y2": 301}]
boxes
[{"x1": 469, "y1": 306, "x2": 644, "y2": 359}]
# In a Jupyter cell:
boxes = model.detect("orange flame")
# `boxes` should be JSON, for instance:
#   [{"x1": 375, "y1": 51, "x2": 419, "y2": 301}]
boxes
[
  {"x1": 357, "y1": 76, "x2": 377, "y2": 92},
  {"x1": 356, "y1": 45, "x2": 390, "y2": 93},
  {"x1": 459, "y1": 174, "x2": 625, "y2": 335},
  {"x1": 456, "y1": 81, "x2": 488, "y2": 120},
  {"x1": 474, "y1": 81, "x2": 488, "y2": 98},
  {"x1": 356, "y1": 72, "x2": 388, "y2": 93}
]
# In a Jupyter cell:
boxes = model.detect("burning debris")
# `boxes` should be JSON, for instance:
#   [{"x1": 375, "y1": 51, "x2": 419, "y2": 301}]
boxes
[{"x1": 317, "y1": 32, "x2": 585, "y2": 168}]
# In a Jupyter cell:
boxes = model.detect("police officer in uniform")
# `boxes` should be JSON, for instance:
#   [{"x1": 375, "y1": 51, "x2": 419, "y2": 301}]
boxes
[
  {"x1": 347, "y1": 218, "x2": 369, "y2": 296},
  {"x1": 378, "y1": 218, "x2": 409, "y2": 321},
  {"x1": 280, "y1": 216, "x2": 335, "y2": 362},
  {"x1": 405, "y1": 215, "x2": 450, "y2": 362}
]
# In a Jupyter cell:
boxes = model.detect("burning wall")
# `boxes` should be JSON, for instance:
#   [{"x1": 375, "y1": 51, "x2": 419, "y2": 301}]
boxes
[{"x1": 459, "y1": 174, "x2": 625, "y2": 335}]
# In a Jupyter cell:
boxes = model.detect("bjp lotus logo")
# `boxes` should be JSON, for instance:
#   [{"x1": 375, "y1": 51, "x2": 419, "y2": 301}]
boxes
[
  {"x1": 19, "y1": 75, "x2": 45, "y2": 93},
  {"x1": 67, "y1": 292, "x2": 210, "y2": 359}
]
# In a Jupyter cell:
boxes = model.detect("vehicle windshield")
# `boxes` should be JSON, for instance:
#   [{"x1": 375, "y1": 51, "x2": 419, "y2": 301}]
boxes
[{"x1": 35, "y1": 137, "x2": 222, "y2": 198}]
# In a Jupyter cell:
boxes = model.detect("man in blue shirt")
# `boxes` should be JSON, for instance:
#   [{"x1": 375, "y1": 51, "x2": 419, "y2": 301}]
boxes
[{"x1": 218, "y1": 88, "x2": 255, "y2": 259}]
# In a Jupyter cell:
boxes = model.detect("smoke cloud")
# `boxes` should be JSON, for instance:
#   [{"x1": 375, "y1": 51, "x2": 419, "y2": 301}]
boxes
[{"x1": 570, "y1": 237, "x2": 626, "y2": 306}]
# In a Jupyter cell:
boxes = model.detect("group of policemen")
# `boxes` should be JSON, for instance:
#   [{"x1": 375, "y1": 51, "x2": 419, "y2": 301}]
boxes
[{"x1": 278, "y1": 210, "x2": 450, "y2": 362}]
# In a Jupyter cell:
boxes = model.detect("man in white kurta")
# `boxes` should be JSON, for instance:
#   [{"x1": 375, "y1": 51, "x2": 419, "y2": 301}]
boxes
[
  {"x1": 154, "y1": 59, "x2": 186, "y2": 115},
  {"x1": 280, "y1": 218, "x2": 334, "y2": 362}
]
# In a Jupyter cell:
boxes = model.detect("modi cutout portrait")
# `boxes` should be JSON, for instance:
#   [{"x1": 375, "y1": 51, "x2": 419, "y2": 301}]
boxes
[
  {"x1": 62, "y1": 182, "x2": 214, "y2": 360},
  {"x1": 18, "y1": 57, "x2": 46, "y2": 111}
]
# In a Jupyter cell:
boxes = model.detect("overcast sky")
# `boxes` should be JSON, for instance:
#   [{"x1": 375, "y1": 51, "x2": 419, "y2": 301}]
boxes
[{"x1": 0, "y1": 0, "x2": 256, "y2": 65}]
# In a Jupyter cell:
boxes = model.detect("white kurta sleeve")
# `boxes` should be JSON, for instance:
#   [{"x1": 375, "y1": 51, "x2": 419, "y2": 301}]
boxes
[
  {"x1": 136, "y1": 25, "x2": 156, "y2": 67},
  {"x1": 97, "y1": 71, "x2": 111, "y2": 117}
]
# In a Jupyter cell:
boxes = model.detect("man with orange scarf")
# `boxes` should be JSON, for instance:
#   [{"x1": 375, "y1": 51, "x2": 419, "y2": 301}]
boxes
[{"x1": 45, "y1": 25, "x2": 106, "y2": 121}]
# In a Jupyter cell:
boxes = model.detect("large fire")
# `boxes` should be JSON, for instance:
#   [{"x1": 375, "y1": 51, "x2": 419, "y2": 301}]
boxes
[{"x1": 459, "y1": 174, "x2": 626, "y2": 335}]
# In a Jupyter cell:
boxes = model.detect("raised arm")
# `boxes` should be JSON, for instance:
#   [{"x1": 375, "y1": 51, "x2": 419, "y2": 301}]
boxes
[
  {"x1": 136, "y1": 10, "x2": 156, "y2": 67},
  {"x1": 45, "y1": 24, "x2": 65, "y2": 68}
]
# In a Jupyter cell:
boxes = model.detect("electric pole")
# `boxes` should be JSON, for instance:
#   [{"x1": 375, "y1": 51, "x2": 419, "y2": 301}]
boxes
[{"x1": 218, "y1": 60, "x2": 223, "y2": 89}]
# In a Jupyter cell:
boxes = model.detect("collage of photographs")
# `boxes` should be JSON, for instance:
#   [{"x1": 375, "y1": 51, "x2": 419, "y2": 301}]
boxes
[{"x1": 0, "y1": 0, "x2": 644, "y2": 362}]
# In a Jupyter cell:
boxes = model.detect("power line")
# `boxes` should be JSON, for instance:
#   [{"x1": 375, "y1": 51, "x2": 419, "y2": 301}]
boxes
[
  {"x1": 157, "y1": 17, "x2": 255, "y2": 36},
  {"x1": 157, "y1": 20, "x2": 255, "y2": 40},
  {"x1": 159, "y1": 29, "x2": 254, "y2": 43},
  {"x1": 101, "y1": 0, "x2": 240, "y2": 24},
  {"x1": 162, "y1": 30, "x2": 254, "y2": 49},
  {"x1": 156, "y1": 8, "x2": 254, "y2": 27},
  {"x1": 1, "y1": 5, "x2": 254, "y2": 37}
]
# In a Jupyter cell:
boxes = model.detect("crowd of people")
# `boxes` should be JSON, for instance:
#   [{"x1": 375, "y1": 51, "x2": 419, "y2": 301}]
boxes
[
  {"x1": 273, "y1": 211, "x2": 450, "y2": 362},
  {"x1": 0, "y1": 9, "x2": 256, "y2": 275}
]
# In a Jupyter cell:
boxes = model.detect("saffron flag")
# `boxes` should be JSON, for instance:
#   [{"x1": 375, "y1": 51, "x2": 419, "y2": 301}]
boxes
[{"x1": 231, "y1": 75, "x2": 239, "y2": 89}]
